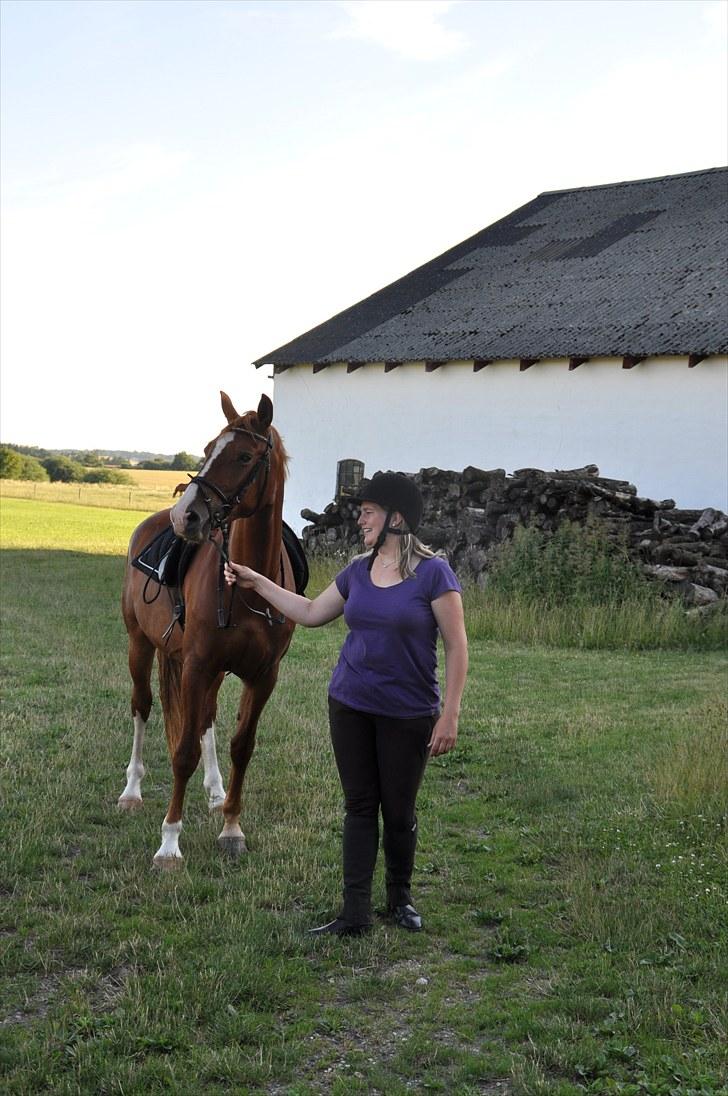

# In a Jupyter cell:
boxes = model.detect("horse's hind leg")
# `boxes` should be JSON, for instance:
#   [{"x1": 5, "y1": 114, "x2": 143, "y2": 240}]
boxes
[
  {"x1": 218, "y1": 669, "x2": 278, "y2": 859},
  {"x1": 118, "y1": 628, "x2": 155, "y2": 811},
  {"x1": 154, "y1": 659, "x2": 217, "y2": 867}
]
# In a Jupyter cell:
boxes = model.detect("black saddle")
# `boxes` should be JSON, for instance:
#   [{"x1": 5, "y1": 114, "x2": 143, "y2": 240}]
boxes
[
  {"x1": 283, "y1": 522, "x2": 309, "y2": 595},
  {"x1": 131, "y1": 526, "x2": 197, "y2": 588}
]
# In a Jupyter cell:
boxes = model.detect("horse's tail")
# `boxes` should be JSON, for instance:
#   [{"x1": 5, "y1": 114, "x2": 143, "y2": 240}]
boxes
[{"x1": 157, "y1": 652, "x2": 184, "y2": 757}]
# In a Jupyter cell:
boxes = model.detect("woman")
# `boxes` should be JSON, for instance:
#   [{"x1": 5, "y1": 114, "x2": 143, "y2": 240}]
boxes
[{"x1": 224, "y1": 472, "x2": 468, "y2": 936}]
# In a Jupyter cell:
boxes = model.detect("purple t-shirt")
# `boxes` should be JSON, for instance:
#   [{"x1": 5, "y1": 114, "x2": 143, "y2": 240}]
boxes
[{"x1": 328, "y1": 555, "x2": 462, "y2": 718}]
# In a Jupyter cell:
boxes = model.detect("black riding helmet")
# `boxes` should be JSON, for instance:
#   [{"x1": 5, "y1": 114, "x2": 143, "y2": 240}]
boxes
[{"x1": 353, "y1": 472, "x2": 424, "y2": 570}]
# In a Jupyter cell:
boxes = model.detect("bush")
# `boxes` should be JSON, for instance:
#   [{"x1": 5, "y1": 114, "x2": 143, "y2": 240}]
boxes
[
  {"x1": 81, "y1": 467, "x2": 134, "y2": 485},
  {"x1": 486, "y1": 517, "x2": 651, "y2": 606},
  {"x1": 171, "y1": 451, "x2": 199, "y2": 471},
  {"x1": 18, "y1": 455, "x2": 49, "y2": 481},
  {"x1": 73, "y1": 450, "x2": 105, "y2": 467},
  {"x1": 0, "y1": 447, "x2": 49, "y2": 481},
  {"x1": 41, "y1": 455, "x2": 85, "y2": 482},
  {"x1": 0, "y1": 446, "x2": 23, "y2": 479},
  {"x1": 461, "y1": 517, "x2": 728, "y2": 649},
  {"x1": 138, "y1": 459, "x2": 170, "y2": 471}
]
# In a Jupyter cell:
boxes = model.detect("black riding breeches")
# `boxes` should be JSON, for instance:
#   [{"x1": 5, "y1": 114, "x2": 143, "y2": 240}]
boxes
[{"x1": 328, "y1": 696, "x2": 436, "y2": 924}]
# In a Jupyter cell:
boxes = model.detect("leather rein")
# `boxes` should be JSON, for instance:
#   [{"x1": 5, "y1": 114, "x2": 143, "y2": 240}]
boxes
[{"x1": 186, "y1": 426, "x2": 285, "y2": 628}]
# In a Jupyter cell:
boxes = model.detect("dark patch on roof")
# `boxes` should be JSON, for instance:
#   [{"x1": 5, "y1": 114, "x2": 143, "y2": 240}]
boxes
[
  {"x1": 254, "y1": 168, "x2": 728, "y2": 367},
  {"x1": 534, "y1": 210, "x2": 664, "y2": 261}
]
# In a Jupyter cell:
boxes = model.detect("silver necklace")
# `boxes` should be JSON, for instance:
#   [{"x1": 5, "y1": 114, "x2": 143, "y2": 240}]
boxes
[{"x1": 377, "y1": 555, "x2": 397, "y2": 569}]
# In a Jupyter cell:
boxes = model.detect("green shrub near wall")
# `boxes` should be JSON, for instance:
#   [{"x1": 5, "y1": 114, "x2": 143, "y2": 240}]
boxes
[
  {"x1": 486, "y1": 518, "x2": 648, "y2": 606},
  {"x1": 465, "y1": 518, "x2": 726, "y2": 651}
]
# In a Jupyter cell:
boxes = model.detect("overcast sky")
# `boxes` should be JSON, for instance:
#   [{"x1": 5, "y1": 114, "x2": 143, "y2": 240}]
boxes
[{"x1": 1, "y1": 0, "x2": 726, "y2": 454}]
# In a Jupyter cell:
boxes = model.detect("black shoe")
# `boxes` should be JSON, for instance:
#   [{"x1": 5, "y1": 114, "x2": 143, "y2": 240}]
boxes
[
  {"x1": 308, "y1": 917, "x2": 370, "y2": 937},
  {"x1": 388, "y1": 903, "x2": 423, "y2": 932}
]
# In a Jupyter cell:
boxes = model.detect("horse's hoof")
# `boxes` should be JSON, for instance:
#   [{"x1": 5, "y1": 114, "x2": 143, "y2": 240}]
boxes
[
  {"x1": 217, "y1": 835, "x2": 247, "y2": 859},
  {"x1": 118, "y1": 796, "x2": 143, "y2": 812},
  {"x1": 152, "y1": 855, "x2": 184, "y2": 871},
  {"x1": 208, "y1": 797, "x2": 225, "y2": 814}
]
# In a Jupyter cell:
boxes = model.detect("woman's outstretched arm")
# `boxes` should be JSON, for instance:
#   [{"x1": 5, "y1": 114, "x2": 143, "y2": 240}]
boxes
[{"x1": 224, "y1": 562, "x2": 345, "y2": 627}]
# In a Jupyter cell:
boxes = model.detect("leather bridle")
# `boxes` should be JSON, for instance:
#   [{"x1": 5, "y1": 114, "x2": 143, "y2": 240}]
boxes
[
  {"x1": 187, "y1": 426, "x2": 273, "y2": 532},
  {"x1": 183, "y1": 426, "x2": 284, "y2": 628}
]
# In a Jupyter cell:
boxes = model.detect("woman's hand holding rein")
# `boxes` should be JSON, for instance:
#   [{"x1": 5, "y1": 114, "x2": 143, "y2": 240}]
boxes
[
  {"x1": 224, "y1": 561, "x2": 345, "y2": 628},
  {"x1": 224, "y1": 561, "x2": 258, "y2": 590}
]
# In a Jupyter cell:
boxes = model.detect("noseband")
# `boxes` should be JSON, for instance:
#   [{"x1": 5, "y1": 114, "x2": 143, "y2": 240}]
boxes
[{"x1": 187, "y1": 426, "x2": 273, "y2": 530}]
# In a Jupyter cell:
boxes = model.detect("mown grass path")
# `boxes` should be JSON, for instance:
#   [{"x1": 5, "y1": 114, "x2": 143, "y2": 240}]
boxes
[{"x1": 1, "y1": 500, "x2": 726, "y2": 1094}]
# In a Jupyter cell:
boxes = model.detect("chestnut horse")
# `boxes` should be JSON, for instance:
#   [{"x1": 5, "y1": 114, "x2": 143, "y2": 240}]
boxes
[{"x1": 119, "y1": 392, "x2": 295, "y2": 866}]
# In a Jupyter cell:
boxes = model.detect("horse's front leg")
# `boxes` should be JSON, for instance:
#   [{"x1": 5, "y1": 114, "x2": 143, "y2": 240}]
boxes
[
  {"x1": 200, "y1": 675, "x2": 226, "y2": 813},
  {"x1": 201, "y1": 724, "x2": 226, "y2": 813},
  {"x1": 218, "y1": 668, "x2": 278, "y2": 859},
  {"x1": 154, "y1": 661, "x2": 216, "y2": 868}
]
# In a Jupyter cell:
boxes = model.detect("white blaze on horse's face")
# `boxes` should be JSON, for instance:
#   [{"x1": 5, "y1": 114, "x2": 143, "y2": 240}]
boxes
[{"x1": 169, "y1": 432, "x2": 237, "y2": 541}]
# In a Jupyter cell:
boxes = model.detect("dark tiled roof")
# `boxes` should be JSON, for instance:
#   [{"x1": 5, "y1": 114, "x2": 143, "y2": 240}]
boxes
[{"x1": 254, "y1": 168, "x2": 728, "y2": 367}]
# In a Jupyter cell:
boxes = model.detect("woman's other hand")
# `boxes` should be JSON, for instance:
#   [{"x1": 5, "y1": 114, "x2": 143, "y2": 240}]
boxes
[{"x1": 428, "y1": 712, "x2": 458, "y2": 757}]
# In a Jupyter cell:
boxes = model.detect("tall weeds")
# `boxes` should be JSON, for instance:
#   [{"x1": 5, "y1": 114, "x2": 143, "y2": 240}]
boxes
[
  {"x1": 464, "y1": 518, "x2": 727, "y2": 650},
  {"x1": 485, "y1": 517, "x2": 647, "y2": 605}
]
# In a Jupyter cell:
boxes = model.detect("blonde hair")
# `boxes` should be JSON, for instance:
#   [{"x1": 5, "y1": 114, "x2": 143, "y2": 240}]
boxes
[
  {"x1": 356, "y1": 529, "x2": 438, "y2": 579},
  {"x1": 396, "y1": 532, "x2": 437, "y2": 579}
]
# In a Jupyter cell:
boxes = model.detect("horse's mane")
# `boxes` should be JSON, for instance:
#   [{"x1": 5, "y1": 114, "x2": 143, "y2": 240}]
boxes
[{"x1": 270, "y1": 425, "x2": 290, "y2": 481}]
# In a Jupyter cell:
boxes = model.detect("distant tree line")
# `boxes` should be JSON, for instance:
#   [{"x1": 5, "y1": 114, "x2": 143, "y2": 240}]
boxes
[
  {"x1": 0, "y1": 445, "x2": 201, "y2": 484},
  {"x1": 132, "y1": 452, "x2": 200, "y2": 472},
  {"x1": 0, "y1": 446, "x2": 131, "y2": 484}
]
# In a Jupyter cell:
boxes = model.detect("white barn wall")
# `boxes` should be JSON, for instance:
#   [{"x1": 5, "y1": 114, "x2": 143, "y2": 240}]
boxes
[{"x1": 274, "y1": 357, "x2": 728, "y2": 533}]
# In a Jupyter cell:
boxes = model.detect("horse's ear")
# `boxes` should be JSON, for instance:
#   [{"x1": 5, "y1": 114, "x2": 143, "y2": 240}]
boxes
[
  {"x1": 256, "y1": 394, "x2": 273, "y2": 431},
  {"x1": 220, "y1": 391, "x2": 240, "y2": 424}
]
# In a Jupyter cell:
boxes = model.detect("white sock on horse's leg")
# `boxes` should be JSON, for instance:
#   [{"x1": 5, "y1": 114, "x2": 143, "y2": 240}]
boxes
[
  {"x1": 153, "y1": 818, "x2": 183, "y2": 864},
  {"x1": 201, "y1": 723, "x2": 226, "y2": 812},
  {"x1": 118, "y1": 711, "x2": 146, "y2": 809}
]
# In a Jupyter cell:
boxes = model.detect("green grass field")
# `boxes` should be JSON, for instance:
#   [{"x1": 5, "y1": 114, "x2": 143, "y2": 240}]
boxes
[{"x1": 1, "y1": 498, "x2": 726, "y2": 1094}]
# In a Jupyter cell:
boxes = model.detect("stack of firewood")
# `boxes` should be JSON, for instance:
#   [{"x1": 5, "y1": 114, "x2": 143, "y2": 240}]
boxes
[{"x1": 300, "y1": 465, "x2": 728, "y2": 608}]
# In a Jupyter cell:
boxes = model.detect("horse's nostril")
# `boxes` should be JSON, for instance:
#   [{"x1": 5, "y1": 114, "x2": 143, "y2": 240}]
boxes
[{"x1": 185, "y1": 510, "x2": 200, "y2": 526}]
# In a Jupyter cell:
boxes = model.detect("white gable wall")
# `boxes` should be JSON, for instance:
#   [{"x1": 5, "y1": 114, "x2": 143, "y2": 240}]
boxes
[{"x1": 274, "y1": 357, "x2": 728, "y2": 533}]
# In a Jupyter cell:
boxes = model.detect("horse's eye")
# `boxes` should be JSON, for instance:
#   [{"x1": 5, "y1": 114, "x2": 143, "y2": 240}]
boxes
[{"x1": 239, "y1": 453, "x2": 252, "y2": 464}]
